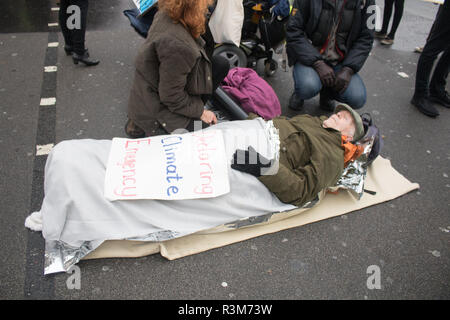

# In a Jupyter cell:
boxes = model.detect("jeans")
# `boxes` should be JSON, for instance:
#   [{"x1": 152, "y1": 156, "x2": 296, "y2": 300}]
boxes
[
  {"x1": 414, "y1": 2, "x2": 450, "y2": 97},
  {"x1": 292, "y1": 62, "x2": 367, "y2": 109}
]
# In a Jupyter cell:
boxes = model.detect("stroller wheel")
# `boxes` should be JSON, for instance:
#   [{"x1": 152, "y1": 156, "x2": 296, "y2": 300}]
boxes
[
  {"x1": 264, "y1": 59, "x2": 278, "y2": 77},
  {"x1": 213, "y1": 44, "x2": 248, "y2": 69}
]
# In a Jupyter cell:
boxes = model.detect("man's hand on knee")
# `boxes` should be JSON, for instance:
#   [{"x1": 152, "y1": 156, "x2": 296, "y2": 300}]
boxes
[
  {"x1": 313, "y1": 60, "x2": 336, "y2": 87},
  {"x1": 334, "y1": 67, "x2": 354, "y2": 94}
]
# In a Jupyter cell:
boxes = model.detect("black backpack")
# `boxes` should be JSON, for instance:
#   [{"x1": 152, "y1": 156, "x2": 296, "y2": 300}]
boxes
[{"x1": 359, "y1": 113, "x2": 383, "y2": 166}]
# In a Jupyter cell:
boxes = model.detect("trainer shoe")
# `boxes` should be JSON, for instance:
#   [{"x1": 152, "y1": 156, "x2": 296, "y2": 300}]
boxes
[{"x1": 380, "y1": 37, "x2": 394, "y2": 45}]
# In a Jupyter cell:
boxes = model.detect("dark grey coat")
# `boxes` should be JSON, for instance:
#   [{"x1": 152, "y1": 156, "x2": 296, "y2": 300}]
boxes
[{"x1": 286, "y1": 0, "x2": 375, "y2": 72}]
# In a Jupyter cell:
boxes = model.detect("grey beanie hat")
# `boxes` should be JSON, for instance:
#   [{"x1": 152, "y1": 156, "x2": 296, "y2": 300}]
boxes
[{"x1": 334, "y1": 103, "x2": 365, "y2": 142}]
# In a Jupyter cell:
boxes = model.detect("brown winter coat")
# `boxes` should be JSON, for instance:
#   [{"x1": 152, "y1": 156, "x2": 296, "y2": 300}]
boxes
[{"x1": 127, "y1": 11, "x2": 213, "y2": 135}]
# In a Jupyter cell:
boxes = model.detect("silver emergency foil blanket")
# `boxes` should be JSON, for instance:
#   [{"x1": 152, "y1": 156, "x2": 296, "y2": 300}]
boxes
[
  {"x1": 45, "y1": 240, "x2": 103, "y2": 274},
  {"x1": 330, "y1": 137, "x2": 374, "y2": 199},
  {"x1": 42, "y1": 119, "x2": 294, "y2": 274}
]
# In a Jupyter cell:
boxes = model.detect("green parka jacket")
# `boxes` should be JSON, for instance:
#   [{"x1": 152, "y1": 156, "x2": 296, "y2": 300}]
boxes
[
  {"x1": 258, "y1": 114, "x2": 345, "y2": 207},
  {"x1": 127, "y1": 11, "x2": 213, "y2": 135}
]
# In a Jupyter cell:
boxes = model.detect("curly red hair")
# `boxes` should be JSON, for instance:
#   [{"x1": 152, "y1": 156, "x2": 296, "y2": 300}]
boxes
[{"x1": 158, "y1": 0, "x2": 213, "y2": 39}]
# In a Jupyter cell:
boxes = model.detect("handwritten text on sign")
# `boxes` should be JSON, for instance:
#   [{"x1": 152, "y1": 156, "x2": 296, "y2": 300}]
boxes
[{"x1": 104, "y1": 130, "x2": 230, "y2": 201}]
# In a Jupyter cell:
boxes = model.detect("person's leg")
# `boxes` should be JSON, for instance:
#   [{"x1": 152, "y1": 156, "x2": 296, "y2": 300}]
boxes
[
  {"x1": 387, "y1": 0, "x2": 405, "y2": 39},
  {"x1": 292, "y1": 62, "x2": 322, "y2": 100},
  {"x1": 58, "y1": 0, "x2": 72, "y2": 50},
  {"x1": 411, "y1": 9, "x2": 450, "y2": 118},
  {"x1": 380, "y1": 0, "x2": 394, "y2": 35},
  {"x1": 414, "y1": 2, "x2": 450, "y2": 98},
  {"x1": 70, "y1": 0, "x2": 99, "y2": 66},
  {"x1": 289, "y1": 62, "x2": 322, "y2": 110},
  {"x1": 69, "y1": 0, "x2": 89, "y2": 55},
  {"x1": 427, "y1": 5, "x2": 443, "y2": 42},
  {"x1": 429, "y1": 45, "x2": 450, "y2": 107},
  {"x1": 333, "y1": 72, "x2": 367, "y2": 110},
  {"x1": 430, "y1": 45, "x2": 450, "y2": 93},
  {"x1": 414, "y1": 6, "x2": 442, "y2": 54}
]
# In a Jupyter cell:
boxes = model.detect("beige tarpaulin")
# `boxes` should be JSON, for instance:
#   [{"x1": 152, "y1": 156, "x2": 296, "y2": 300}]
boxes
[{"x1": 84, "y1": 157, "x2": 419, "y2": 261}]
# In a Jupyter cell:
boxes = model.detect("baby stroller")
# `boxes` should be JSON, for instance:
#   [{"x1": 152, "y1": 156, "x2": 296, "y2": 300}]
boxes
[{"x1": 212, "y1": 0, "x2": 290, "y2": 76}]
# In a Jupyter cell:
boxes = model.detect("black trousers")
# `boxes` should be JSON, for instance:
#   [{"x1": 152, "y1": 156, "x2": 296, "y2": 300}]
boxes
[
  {"x1": 414, "y1": 1, "x2": 450, "y2": 97},
  {"x1": 59, "y1": 0, "x2": 89, "y2": 55},
  {"x1": 381, "y1": 0, "x2": 405, "y2": 39}
]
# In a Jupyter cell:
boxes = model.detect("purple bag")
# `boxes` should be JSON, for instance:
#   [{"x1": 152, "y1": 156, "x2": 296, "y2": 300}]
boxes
[{"x1": 221, "y1": 67, "x2": 281, "y2": 120}]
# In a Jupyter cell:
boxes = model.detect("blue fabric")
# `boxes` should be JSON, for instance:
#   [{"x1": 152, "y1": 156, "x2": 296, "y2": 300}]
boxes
[
  {"x1": 123, "y1": 8, "x2": 157, "y2": 38},
  {"x1": 269, "y1": 0, "x2": 290, "y2": 18},
  {"x1": 292, "y1": 62, "x2": 367, "y2": 109}
]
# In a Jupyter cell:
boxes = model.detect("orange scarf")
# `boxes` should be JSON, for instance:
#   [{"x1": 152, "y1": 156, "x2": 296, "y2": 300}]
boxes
[{"x1": 341, "y1": 135, "x2": 364, "y2": 167}]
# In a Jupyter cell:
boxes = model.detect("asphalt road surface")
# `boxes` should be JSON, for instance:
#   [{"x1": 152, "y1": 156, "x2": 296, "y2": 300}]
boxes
[{"x1": 0, "y1": 0, "x2": 448, "y2": 300}]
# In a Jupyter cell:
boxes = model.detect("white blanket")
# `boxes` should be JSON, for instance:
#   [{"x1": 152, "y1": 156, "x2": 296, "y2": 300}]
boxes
[{"x1": 38, "y1": 119, "x2": 295, "y2": 250}]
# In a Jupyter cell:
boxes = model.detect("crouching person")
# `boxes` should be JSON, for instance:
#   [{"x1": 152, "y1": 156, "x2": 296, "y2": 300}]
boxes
[
  {"x1": 125, "y1": 0, "x2": 229, "y2": 138},
  {"x1": 286, "y1": 0, "x2": 375, "y2": 112}
]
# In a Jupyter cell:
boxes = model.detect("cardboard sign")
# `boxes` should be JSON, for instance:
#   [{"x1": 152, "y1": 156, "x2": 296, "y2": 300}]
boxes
[
  {"x1": 132, "y1": 0, "x2": 158, "y2": 15},
  {"x1": 104, "y1": 130, "x2": 230, "y2": 201}
]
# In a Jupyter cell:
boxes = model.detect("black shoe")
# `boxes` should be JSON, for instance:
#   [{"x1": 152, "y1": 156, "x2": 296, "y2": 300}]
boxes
[
  {"x1": 319, "y1": 90, "x2": 335, "y2": 111},
  {"x1": 411, "y1": 95, "x2": 439, "y2": 117},
  {"x1": 64, "y1": 45, "x2": 73, "y2": 56},
  {"x1": 288, "y1": 92, "x2": 304, "y2": 111},
  {"x1": 72, "y1": 49, "x2": 100, "y2": 66},
  {"x1": 429, "y1": 90, "x2": 450, "y2": 108}
]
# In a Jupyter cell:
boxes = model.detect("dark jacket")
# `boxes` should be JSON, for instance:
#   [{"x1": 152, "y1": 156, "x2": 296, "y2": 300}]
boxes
[
  {"x1": 256, "y1": 114, "x2": 345, "y2": 207},
  {"x1": 127, "y1": 11, "x2": 213, "y2": 135},
  {"x1": 286, "y1": 0, "x2": 375, "y2": 72}
]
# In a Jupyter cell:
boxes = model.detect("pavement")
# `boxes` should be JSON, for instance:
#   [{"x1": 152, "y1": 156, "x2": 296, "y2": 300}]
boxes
[{"x1": 0, "y1": 0, "x2": 448, "y2": 300}]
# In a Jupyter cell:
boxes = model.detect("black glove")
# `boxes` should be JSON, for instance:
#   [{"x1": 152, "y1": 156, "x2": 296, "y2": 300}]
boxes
[
  {"x1": 333, "y1": 66, "x2": 354, "y2": 94},
  {"x1": 231, "y1": 146, "x2": 272, "y2": 177},
  {"x1": 313, "y1": 60, "x2": 336, "y2": 87}
]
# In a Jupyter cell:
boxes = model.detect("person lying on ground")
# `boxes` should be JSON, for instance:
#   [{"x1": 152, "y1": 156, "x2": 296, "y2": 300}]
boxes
[
  {"x1": 29, "y1": 103, "x2": 373, "y2": 273},
  {"x1": 232, "y1": 103, "x2": 365, "y2": 207}
]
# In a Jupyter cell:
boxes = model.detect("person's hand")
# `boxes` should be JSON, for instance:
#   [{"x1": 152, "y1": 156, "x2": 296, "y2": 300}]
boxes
[
  {"x1": 231, "y1": 146, "x2": 272, "y2": 177},
  {"x1": 200, "y1": 109, "x2": 218, "y2": 125},
  {"x1": 313, "y1": 60, "x2": 336, "y2": 87},
  {"x1": 333, "y1": 67, "x2": 354, "y2": 94}
]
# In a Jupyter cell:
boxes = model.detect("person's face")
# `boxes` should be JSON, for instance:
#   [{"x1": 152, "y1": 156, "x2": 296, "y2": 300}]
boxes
[{"x1": 322, "y1": 110, "x2": 356, "y2": 139}]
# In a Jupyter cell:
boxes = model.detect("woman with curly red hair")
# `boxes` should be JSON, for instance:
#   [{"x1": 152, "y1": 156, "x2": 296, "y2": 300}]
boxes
[{"x1": 125, "y1": 0, "x2": 229, "y2": 137}]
